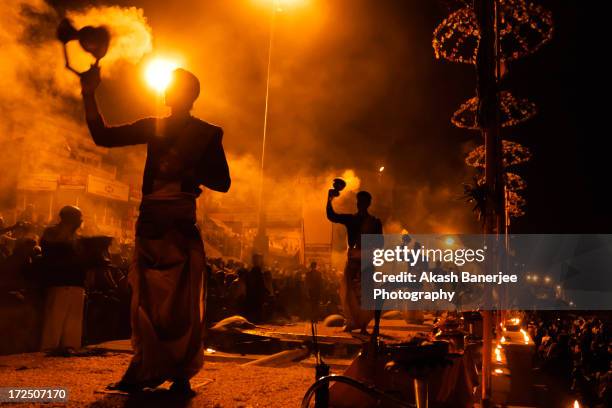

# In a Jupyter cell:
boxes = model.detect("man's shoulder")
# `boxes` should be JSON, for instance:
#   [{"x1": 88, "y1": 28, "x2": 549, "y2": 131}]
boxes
[
  {"x1": 192, "y1": 117, "x2": 223, "y2": 138},
  {"x1": 42, "y1": 225, "x2": 60, "y2": 235},
  {"x1": 41, "y1": 225, "x2": 61, "y2": 241},
  {"x1": 131, "y1": 117, "x2": 157, "y2": 128}
]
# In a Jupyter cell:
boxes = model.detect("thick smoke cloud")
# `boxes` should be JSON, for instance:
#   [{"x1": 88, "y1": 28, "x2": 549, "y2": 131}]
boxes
[{"x1": 2, "y1": 0, "x2": 479, "y2": 239}]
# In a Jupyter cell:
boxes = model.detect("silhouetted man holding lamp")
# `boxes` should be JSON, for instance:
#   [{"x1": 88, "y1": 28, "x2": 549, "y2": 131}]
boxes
[
  {"x1": 327, "y1": 185, "x2": 382, "y2": 334},
  {"x1": 80, "y1": 65, "x2": 230, "y2": 394}
]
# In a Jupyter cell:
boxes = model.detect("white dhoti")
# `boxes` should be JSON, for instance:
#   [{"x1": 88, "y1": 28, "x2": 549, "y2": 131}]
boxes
[{"x1": 40, "y1": 286, "x2": 85, "y2": 350}]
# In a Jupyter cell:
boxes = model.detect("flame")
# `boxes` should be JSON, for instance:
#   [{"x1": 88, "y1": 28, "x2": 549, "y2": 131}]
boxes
[
  {"x1": 520, "y1": 328, "x2": 530, "y2": 344},
  {"x1": 379, "y1": 166, "x2": 385, "y2": 172},
  {"x1": 340, "y1": 169, "x2": 361, "y2": 192},
  {"x1": 573, "y1": 400, "x2": 580, "y2": 408},
  {"x1": 268, "y1": 0, "x2": 307, "y2": 12},
  {"x1": 145, "y1": 58, "x2": 179, "y2": 92}
]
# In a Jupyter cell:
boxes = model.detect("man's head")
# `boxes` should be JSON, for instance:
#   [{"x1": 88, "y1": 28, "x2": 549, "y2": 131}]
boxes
[
  {"x1": 165, "y1": 68, "x2": 200, "y2": 112},
  {"x1": 252, "y1": 253, "x2": 264, "y2": 268},
  {"x1": 59, "y1": 205, "x2": 82, "y2": 231},
  {"x1": 356, "y1": 191, "x2": 372, "y2": 213}
]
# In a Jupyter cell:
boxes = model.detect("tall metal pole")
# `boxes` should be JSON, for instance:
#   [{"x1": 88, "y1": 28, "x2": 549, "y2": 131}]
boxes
[
  {"x1": 254, "y1": 4, "x2": 277, "y2": 259},
  {"x1": 474, "y1": 0, "x2": 504, "y2": 406}
]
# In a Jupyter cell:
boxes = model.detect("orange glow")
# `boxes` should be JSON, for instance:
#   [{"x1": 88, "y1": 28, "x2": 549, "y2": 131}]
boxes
[
  {"x1": 379, "y1": 166, "x2": 385, "y2": 172},
  {"x1": 145, "y1": 58, "x2": 179, "y2": 92},
  {"x1": 520, "y1": 328, "x2": 530, "y2": 344},
  {"x1": 274, "y1": 0, "x2": 306, "y2": 10},
  {"x1": 257, "y1": 0, "x2": 306, "y2": 12},
  {"x1": 573, "y1": 400, "x2": 580, "y2": 408},
  {"x1": 340, "y1": 169, "x2": 361, "y2": 192},
  {"x1": 495, "y1": 347, "x2": 502, "y2": 362}
]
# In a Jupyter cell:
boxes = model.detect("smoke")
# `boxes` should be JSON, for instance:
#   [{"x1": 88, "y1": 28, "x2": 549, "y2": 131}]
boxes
[
  {"x1": 0, "y1": 0, "x2": 153, "y2": 216},
  {"x1": 67, "y1": 6, "x2": 152, "y2": 75},
  {"x1": 206, "y1": 154, "x2": 361, "y2": 217},
  {"x1": 1, "y1": 0, "x2": 480, "y2": 240}
]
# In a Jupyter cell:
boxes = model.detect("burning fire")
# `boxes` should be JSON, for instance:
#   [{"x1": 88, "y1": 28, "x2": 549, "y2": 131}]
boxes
[
  {"x1": 145, "y1": 58, "x2": 179, "y2": 92},
  {"x1": 520, "y1": 328, "x2": 530, "y2": 344},
  {"x1": 573, "y1": 400, "x2": 580, "y2": 408},
  {"x1": 494, "y1": 347, "x2": 502, "y2": 363},
  {"x1": 339, "y1": 169, "x2": 361, "y2": 192}
]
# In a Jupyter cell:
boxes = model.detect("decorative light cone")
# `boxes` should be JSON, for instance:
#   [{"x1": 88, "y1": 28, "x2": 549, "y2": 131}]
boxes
[
  {"x1": 465, "y1": 140, "x2": 531, "y2": 169},
  {"x1": 433, "y1": 0, "x2": 553, "y2": 64},
  {"x1": 451, "y1": 91, "x2": 537, "y2": 130}
]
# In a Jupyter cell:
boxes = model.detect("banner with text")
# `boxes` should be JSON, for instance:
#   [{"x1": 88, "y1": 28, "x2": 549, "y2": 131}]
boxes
[{"x1": 360, "y1": 234, "x2": 612, "y2": 310}]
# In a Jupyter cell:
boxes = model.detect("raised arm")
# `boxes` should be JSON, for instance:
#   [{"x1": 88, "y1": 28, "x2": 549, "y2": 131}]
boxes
[
  {"x1": 80, "y1": 66, "x2": 152, "y2": 147},
  {"x1": 197, "y1": 129, "x2": 231, "y2": 193},
  {"x1": 326, "y1": 192, "x2": 351, "y2": 225}
]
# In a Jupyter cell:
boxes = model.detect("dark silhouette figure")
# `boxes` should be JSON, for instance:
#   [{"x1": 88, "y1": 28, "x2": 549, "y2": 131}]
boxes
[
  {"x1": 39, "y1": 206, "x2": 85, "y2": 352},
  {"x1": 245, "y1": 254, "x2": 266, "y2": 323},
  {"x1": 305, "y1": 261, "x2": 323, "y2": 320},
  {"x1": 80, "y1": 65, "x2": 230, "y2": 394},
  {"x1": 326, "y1": 190, "x2": 382, "y2": 334}
]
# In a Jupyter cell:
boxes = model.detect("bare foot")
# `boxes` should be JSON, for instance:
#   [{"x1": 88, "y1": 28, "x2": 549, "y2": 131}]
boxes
[{"x1": 170, "y1": 378, "x2": 195, "y2": 397}]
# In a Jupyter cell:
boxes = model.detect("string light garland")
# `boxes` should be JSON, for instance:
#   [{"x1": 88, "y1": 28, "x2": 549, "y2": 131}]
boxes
[
  {"x1": 474, "y1": 173, "x2": 527, "y2": 193},
  {"x1": 504, "y1": 172, "x2": 526, "y2": 191},
  {"x1": 464, "y1": 175, "x2": 527, "y2": 219},
  {"x1": 435, "y1": 0, "x2": 553, "y2": 220},
  {"x1": 451, "y1": 90, "x2": 537, "y2": 130},
  {"x1": 465, "y1": 140, "x2": 531, "y2": 168},
  {"x1": 433, "y1": 0, "x2": 553, "y2": 64},
  {"x1": 506, "y1": 190, "x2": 526, "y2": 217}
]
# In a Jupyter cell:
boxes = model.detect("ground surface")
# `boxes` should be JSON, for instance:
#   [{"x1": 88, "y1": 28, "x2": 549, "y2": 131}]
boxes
[
  {"x1": 0, "y1": 352, "x2": 320, "y2": 407},
  {"x1": 0, "y1": 318, "x2": 433, "y2": 408}
]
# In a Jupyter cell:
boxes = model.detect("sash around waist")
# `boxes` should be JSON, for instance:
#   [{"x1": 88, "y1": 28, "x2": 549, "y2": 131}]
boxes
[{"x1": 136, "y1": 192, "x2": 198, "y2": 238}]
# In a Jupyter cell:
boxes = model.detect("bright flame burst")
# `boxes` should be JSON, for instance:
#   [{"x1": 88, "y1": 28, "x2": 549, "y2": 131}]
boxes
[
  {"x1": 272, "y1": 0, "x2": 305, "y2": 12},
  {"x1": 340, "y1": 169, "x2": 361, "y2": 192},
  {"x1": 145, "y1": 58, "x2": 179, "y2": 92}
]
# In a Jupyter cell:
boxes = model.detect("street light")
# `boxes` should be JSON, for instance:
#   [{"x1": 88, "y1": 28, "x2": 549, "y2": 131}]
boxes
[{"x1": 254, "y1": 0, "x2": 306, "y2": 258}]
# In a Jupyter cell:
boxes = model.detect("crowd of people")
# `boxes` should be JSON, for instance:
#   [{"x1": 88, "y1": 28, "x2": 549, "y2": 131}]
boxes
[
  {"x1": 5, "y1": 206, "x2": 609, "y2": 406},
  {"x1": 527, "y1": 312, "x2": 611, "y2": 407},
  {"x1": 0, "y1": 208, "x2": 342, "y2": 355},
  {"x1": 205, "y1": 257, "x2": 341, "y2": 325}
]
